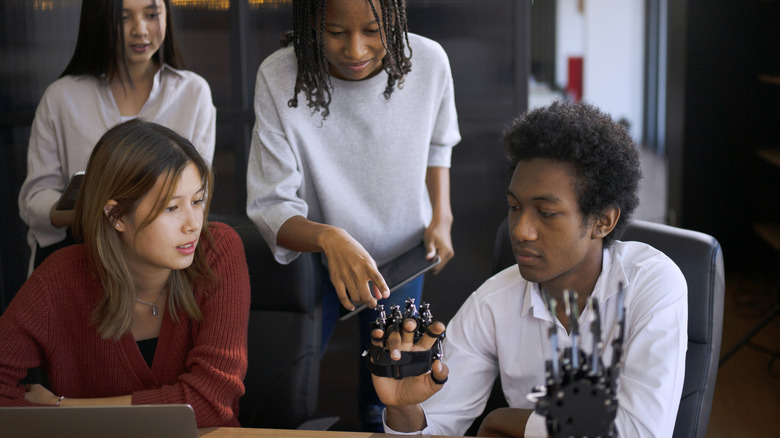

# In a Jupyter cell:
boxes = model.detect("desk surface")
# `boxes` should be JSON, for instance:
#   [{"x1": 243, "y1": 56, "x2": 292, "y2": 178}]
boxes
[{"x1": 199, "y1": 427, "x2": 459, "y2": 438}]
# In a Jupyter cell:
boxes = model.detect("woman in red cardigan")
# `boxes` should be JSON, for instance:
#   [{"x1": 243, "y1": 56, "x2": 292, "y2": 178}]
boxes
[{"x1": 0, "y1": 119, "x2": 250, "y2": 428}]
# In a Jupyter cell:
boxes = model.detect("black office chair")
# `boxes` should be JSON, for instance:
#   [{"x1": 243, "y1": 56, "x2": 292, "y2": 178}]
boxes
[
  {"x1": 490, "y1": 217, "x2": 725, "y2": 438},
  {"x1": 208, "y1": 214, "x2": 337, "y2": 430}
]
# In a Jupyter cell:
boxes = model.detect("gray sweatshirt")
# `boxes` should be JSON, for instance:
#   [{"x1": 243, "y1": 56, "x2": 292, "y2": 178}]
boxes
[{"x1": 247, "y1": 33, "x2": 460, "y2": 266}]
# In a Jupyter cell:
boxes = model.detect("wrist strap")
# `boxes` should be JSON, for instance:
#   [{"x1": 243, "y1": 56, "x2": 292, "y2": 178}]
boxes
[
  {"x1": 365, "y1": 340, "x2": 445, "y2": 380},
  {"x1": 365, "y1": 299, "x2": 445, "y2": 380}
]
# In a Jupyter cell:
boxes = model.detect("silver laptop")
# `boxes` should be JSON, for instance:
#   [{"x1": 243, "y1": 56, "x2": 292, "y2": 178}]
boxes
[{"x1": 0, "y1": 404, "x2": 199, "y2": 438}]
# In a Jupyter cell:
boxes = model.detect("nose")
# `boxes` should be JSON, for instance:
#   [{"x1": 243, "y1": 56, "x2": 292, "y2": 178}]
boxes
[
  {"x1": 510, "y1": 212, "x2": 537, "y2": 242},
  {"x1": 182, "y1": 205, "x2": 203, "y2": 234},
  {"x1": 130, "y1": 17, "x2": 147, "y2": 37},
  {"x1": 344, "y1": 34, "x2": 368, "y2": 60}
]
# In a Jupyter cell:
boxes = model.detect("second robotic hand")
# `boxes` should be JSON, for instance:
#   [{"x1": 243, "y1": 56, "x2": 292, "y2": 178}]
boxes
[{"x1": 564, "y1": 289, "x2": 580, "y2": 369}]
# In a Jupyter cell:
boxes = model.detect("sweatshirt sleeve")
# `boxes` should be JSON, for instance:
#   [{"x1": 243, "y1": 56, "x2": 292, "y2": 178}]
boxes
[
  {"x1": 130, "y1": 224, "x2": 251, "y2": 428},
  {"x1": 426, "y1": 40, "x2": 461, "y2": 169},
  {"x1": 246, "y1": 65, "x2": 309, "y2": 264}
]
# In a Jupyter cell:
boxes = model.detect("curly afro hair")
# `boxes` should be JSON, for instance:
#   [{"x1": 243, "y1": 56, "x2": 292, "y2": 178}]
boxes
[{"x1": 502, "y1": 100, "x2": 642, "y2": 246}]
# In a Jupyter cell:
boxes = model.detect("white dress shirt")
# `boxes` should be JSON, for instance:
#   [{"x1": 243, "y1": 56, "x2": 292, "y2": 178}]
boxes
[{"x1": 384, "y1": 240, "x2": 687, "y2": 437}]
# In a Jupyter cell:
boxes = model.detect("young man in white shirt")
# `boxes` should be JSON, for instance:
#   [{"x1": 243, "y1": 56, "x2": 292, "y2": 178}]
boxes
[{"x1": 370, "y1": 101, "x2": 687, "y2": 437}]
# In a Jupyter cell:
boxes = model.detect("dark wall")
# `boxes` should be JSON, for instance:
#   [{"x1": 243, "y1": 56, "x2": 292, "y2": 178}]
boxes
[
  {"x1": 666, "y1": 0, "x2": 779, "y2": 268},
  {"x1": 0, "y1": 0, "x2": 529, "y2": 320}
]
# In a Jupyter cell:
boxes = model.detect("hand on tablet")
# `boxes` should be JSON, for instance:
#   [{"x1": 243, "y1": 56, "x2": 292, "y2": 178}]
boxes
[
  {"x1": 50, "y1": 171, "x2": 84, "y2": 227},
  {"x1": 424, "y1": 218, "x2": 454, "y2": 275},
  {"x1": 50, "y1": 202, "x2": 76, "y2": 228}
]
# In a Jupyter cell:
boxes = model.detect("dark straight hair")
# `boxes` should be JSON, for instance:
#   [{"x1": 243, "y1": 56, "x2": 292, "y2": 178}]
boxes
[{"x1": 60, "y1": 0, "x2": 184, "y2": 84}]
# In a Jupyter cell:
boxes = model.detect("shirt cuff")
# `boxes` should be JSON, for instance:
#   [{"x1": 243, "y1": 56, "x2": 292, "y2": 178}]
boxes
[
  {"x1": 427, "y1": 145, "x2": 453, "y2": 168},
  {"x1": 525, "y1": 411, "x2": 548, "y2": 438},
  {"x1": 27, "y1": 190, "x2": 68, "y2": 248},
  {"x1": 382, "y1": 407, "x2": 429, "y2": 435}
]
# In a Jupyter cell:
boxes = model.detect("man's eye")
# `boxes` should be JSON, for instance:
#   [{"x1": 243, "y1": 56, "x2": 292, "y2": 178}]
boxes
[{"x1": 539, "y1": 211, "x2": 557, "y2": 218}]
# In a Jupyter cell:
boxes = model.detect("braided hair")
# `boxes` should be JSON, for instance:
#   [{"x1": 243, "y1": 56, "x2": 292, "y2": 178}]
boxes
[{"x1": 283, "y1": 0, "x2": 412, "y2": 119}]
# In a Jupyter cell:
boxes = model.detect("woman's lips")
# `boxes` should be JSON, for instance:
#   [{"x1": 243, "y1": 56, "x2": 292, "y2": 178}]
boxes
[
  {"x1": 344, "y1": 60, "x2": 371, "y2": 71},
  {"x1": 176, "y1": 240, "x2": 197, "y2": 255},
  {"x1": 130, "y1": 44, "x2": 150, "y2": 53},
  {"x1": 514, "y1": 250, "x2": 540, "y2": 265}
]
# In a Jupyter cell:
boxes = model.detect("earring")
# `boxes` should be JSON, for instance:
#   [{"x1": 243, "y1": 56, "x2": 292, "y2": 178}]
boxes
[{"x1": 116, "y1": 223, "x2": 119, "y2": 228}]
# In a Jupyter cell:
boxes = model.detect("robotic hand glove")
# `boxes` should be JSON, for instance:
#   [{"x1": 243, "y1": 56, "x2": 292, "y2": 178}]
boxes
[
  {"x1": 532, "y1": 285, "x2": 626, "y2": 438},
  {"x1": 364, "y1": 298, "x2": 446, "y2": 382}
]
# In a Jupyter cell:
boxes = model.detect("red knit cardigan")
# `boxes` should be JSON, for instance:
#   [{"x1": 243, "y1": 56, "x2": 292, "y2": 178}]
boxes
[{"x1": 0, "y1": 222, "x2": 250, "y2": 428}]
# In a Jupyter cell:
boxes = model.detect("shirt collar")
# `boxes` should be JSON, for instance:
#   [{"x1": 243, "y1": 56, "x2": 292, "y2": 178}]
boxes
[
  {"x1": 95, "y1": 63, "x2": 181, "y2": 84},
  {"x1": 520, "y1": 280, "x2": 551, "y2": 322},
  {"x1": 593, "y1": 244, "x2": 631, "y2": 303},
  {"x1": 158, "y1": 63, "x2": 184, "y2": 78},
  {"x1": 523, "y1": 245, "x2": 630, "y2": 321}
]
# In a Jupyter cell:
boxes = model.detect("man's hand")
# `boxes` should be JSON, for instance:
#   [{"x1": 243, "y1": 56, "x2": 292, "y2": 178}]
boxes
[{"x1": 371, "y1": 319, "x2": 448, "y2": 432}]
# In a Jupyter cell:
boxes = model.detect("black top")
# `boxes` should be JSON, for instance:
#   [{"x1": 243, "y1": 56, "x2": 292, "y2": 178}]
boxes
[{"x1": 136, "y1": 337, "x2": 158, "y2": 368}]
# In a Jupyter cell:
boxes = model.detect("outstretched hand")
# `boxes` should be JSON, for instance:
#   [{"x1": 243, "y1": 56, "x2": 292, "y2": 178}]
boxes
[
  {"x1": 320, "y1": 227, "x2": 390, "y2": 311},
  {"x1": 371, "y1": 318, "x2": 448, "y2": 408}
]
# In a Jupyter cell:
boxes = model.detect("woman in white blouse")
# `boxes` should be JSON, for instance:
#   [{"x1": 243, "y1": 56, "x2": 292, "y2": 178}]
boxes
[{"x1": 19, "y1": 0, "x2": 216, "y2": 272}]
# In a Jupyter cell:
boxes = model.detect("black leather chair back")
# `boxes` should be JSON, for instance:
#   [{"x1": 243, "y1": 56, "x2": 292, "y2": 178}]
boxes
[
  {"x1": 493, "y1": 217, "x2": 724, "y2": 438},
  {"x1": 209, "y1": 214, "x2": 322, "y2": 429}
]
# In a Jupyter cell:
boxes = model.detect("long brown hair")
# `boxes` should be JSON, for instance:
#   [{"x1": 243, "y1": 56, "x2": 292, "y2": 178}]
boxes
[{"x1": 73, "y1": 118, "x2": 216, "y2": 339}]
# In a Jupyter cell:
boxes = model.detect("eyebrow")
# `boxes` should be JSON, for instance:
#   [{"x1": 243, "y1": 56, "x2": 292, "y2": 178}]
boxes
[
  {"x1": 324, "y1": 19, "x2": 380, "y2": 28},
  {"x1": 124, "y1": 2, "x2": 160, "y2": 11},
  {"x1": 507, "y1": 190, "x2": 563, "y2": 204},
  {"x1": 169, "y1": 187, "x2": 205, "y2": 201}
]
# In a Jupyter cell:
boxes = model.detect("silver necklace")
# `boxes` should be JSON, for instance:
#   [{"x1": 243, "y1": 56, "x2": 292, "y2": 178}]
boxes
[{"x1": 135, "y1": 291, "x2": 165, "y2": 316}]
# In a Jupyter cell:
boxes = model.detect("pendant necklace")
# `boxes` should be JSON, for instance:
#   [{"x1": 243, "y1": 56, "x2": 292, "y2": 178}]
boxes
[{"x1": 135, "y1": 287, "x2": 166, "y2": 316}]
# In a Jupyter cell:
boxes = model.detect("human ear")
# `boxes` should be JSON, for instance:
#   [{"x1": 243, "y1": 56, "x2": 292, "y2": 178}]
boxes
[
  {"x1": 104, "y1": 200, "x2": 125, "y2": 231},
  {"x1": 591, "y1": 207, "x2": 620, "y2": 239}
]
